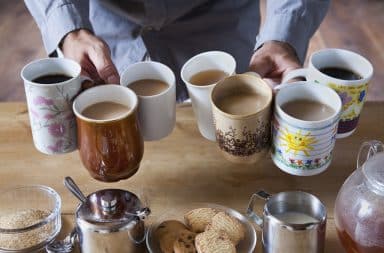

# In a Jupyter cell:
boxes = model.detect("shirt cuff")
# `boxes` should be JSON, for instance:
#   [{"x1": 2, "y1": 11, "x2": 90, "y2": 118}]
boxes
[
  {"x1": 255, "y1": 12, "x2": 310, "y2": 63},
  {"x1": 40, "y1": 3, "x2": 93, "y2": 55}
]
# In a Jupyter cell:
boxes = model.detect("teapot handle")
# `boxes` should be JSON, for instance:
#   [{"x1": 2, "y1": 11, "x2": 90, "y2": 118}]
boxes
[{"x1": 357, "y1": 140, "x2": 384, "y2": 169}]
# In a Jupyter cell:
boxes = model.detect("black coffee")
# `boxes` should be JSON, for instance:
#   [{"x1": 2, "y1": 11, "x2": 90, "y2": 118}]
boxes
[
  {"x1": 32, "y1": 74, "x2": 72, "y2": 84},
  {"x1": 319, "y1": 67, "x2": 362, "y2": 80}
]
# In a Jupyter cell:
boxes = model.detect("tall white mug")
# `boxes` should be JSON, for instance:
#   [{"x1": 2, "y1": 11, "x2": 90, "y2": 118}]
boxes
[
  {"x1": 21, "y1": 58, "x2": 85, "y2": 154},
  {"x1": 181, "y1": 51, "x2": 236, "y2": 141},
  {"x1": 120, "y1": 61, "x2": 176, "y2": 141}
]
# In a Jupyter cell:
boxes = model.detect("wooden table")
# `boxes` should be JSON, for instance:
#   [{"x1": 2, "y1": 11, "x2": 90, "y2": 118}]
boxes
[{"x1": 1, "y1": 102, "x2": 383, "y2": 253}]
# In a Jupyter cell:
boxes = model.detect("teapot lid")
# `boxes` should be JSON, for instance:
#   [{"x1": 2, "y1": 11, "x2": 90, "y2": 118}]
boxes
[
  {"x1": 76, "y1": 189, "x2": 150, "y2": 225},
  {"x1": 363, "y1": 153, "x2": 384, "y2": 194}
]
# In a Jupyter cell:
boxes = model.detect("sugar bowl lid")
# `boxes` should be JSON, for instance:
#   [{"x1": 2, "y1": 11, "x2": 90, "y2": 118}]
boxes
[
  {"x1": 76, "y1": 189, "x2": 149, "y2": 224},
  {"x1": 64, "y1": 177, "x2": 150, "y2": 230}
]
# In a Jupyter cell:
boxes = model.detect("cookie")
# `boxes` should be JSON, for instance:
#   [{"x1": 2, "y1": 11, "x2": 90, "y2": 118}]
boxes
[
  {"x1": 155, "y1": 220, "x2": 188, "y2": 239},
  {"x1": 184, "y1": 208, "x2": 218, "y2": 232},
  {"x1": 195, "y1": 230, "x2": 236, "y2": 253},
  {"x1": 173, "y1": 229, "x2": 197, "y2": 253},
  {"x1": 207, "y1": 212, "x2": 245, "y2": 245},
  {"x1": 155, "y1": 220, "x2": 188, "y2": 253}
]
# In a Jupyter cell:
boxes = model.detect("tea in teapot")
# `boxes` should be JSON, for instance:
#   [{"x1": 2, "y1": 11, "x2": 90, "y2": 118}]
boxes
[{"x1": 334, "y1": 140, "x2": 384, "y2": 253}]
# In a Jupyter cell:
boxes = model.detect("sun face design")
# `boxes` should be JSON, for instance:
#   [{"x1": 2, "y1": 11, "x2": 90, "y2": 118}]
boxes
[{"x1": 279, "y1": 128, "x2": 317, "y2": 156}]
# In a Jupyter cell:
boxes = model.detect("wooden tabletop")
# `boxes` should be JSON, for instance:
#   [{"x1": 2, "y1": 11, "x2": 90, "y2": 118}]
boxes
[{"x1": 1, "y1": 102, "x2": 383, "y2": 253}]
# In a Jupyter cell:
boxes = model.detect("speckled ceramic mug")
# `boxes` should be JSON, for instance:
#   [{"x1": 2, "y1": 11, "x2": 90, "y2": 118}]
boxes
[
  {"x1": 211, "y1": 73, "x2": 272, "y2": 164},
  {"x1": 21, "y1": 58, "x2": 85, "y2": 155}
]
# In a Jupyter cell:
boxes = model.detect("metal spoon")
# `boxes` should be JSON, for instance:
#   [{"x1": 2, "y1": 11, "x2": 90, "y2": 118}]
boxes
[
  {"x1": 46, "y1": 229, "x2": 77, "y2": 253},
  {"x1": 64, "y1": 176, "x2": 87, "y2": 203}
]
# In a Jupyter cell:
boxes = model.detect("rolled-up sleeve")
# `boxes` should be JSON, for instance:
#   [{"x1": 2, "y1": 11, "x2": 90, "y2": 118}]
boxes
[
  {"x1": 256, "y1": 0, "x2": 330, "y2": 63},
  {"x1": 24, "y1": 0, "x2": 93, "y2": 55}
]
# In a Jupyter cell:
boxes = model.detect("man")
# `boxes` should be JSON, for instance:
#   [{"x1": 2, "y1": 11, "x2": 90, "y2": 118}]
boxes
[{"x1": 25, "y1": 0, "x2": 329, "y2": 102}]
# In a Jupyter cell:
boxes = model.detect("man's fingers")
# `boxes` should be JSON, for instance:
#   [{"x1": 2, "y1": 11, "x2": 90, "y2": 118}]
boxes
[
  {"x1": 87, "y1": 43, "x2": 120, "y2": 84},
  {"x1": 249, "y1": 54, "x2": 273, "y2": 78}
]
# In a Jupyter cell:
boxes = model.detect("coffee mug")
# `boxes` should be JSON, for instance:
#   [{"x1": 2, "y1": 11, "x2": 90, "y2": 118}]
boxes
[
  {"x1": 283, "y1": 48, "x2": 373, "y2": 138},
  {"x1": 21, "y1": 58, "x2": 87, "y2": 154},
  {"x1": 247, "y1": 190, "x2": 327, "y2": 253},
  {"x1": 73, "y1": 85, "x2": 144, "y2": 182},
  {"x1": 181, "y1": 51, "x2": 236, "y2": 141},
  {"x1": 272, "y1": 82, "x2": 342, "y2": 176},
  {"x1": 211, "y1": 73, "x2": 272, "y2": 163},
  {"x1": 120, "y1": 61, "x2": 176, "y2": 141}
]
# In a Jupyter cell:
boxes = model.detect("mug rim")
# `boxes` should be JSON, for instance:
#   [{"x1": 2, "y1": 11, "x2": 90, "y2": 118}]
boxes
[
  {"x1": 275, "y1": 82, "x2": 342, "y2": 127},
  {"x1": 73, "y1": 84, "x2": 138, "y2": 124},
  {"x1": 21, "y1": 58, "x2": 81, "y2": 87},
  {"x1": 211, "y1": 73, "x2": 273, "y2": 119},
  {"x1": 180, "y1": 50, "x2": 236, "y2": 89},
  {"x1": 120, "y1": 61, "x2": 176, "y2": 99},
  {"x1": 264, "y1": 191, "x2": 327, "y2": 230},
  {"x1": 309, "y1": 48, "x2": 373, "y2": 84}
]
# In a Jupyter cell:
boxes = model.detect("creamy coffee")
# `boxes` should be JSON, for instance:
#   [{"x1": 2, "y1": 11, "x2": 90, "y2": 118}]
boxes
[
  {"x1": 189, "y1": 69, "x2": 228, "y2": 86},
  {"x1": 281, "y1": 100, "x2": 335, "y2": 121},
  {"x1": 128, "y1": 79, "x2": 168, "y2": 96},
  {"x1": 216, "y1": 92, "x2": 269, "y2": 115},
  {"x1": 81, "y1": 101, "x2": 130, "y2": 120},
  {"x1": 274, "y1": 212, "x2": 319, "y2": 224}
]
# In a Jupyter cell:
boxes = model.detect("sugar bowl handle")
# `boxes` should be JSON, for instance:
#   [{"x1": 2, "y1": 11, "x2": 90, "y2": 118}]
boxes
[
  {"x1": 357, "y1": 140, "x2": 384, "y2": 169},
  {"x1": 246, "y1": 190, "x2": 271, "y2": 228}
]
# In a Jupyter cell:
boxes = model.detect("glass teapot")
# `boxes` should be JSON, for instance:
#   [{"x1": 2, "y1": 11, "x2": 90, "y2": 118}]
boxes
[{"x1": 334, "y1": 140, "x2": 384, "y2": 253}]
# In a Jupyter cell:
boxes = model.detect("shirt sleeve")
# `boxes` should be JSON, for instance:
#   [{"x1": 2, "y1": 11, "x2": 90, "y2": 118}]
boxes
[
  {"x1": 256, "y1": 0, "x2": 330, "y2": 63},
  {"x1": 24, "y1": 0, "x2": 93, "y2": 55}
]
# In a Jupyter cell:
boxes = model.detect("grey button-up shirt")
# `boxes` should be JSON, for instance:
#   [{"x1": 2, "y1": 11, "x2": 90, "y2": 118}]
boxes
[{"x1": 25, "y1": 0, "x2": 329, "y2": 102}]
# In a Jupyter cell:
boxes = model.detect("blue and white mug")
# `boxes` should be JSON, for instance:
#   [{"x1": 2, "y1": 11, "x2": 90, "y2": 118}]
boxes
[{"x1": 272, "y1": 82, "x2": 342, "y2": 176}]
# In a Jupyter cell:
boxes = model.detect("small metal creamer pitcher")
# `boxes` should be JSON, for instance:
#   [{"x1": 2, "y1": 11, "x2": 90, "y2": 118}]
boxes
[{"x1": 247, "y1": 190, "x2": 327, "y2": 253}]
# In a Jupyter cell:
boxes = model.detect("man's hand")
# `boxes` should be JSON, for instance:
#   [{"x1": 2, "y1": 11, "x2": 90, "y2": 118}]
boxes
[
  {"x1": 249, "y1": 41, "x2": 301, "y2": 87},
  {"x1": 61, "y1": 29, "x2": 120, "y2": 84}
]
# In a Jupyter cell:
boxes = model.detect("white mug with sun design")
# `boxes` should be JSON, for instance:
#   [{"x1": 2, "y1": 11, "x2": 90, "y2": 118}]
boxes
[{"x1": 272, "y1": 82, "x2": 342, "y2": 176}]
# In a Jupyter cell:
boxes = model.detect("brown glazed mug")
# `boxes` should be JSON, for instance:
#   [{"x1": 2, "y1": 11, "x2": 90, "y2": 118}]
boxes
[
  {"x1": 73, "y1": 85, "x2": 144, "y2": 182},
  {"x1": 211, "y1": 73, "x2": 273, "y2": 163}
]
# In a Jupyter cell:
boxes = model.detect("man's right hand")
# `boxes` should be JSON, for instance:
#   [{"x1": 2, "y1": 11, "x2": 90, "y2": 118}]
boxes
[{"x1": 61, "y1": 29, "x2": 120, "y2": 84}]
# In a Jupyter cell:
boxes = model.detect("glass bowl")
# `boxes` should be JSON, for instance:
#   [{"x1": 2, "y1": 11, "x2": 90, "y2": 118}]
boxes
[
  {"x1": 146, "y1": 203, "x2": 257, "y2": 253},
  {"x1": 0, "y1": 185, "x2": 61, "y2": 253}
]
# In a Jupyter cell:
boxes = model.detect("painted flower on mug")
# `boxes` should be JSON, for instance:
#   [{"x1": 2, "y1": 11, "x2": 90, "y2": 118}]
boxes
[
  {"x1": 44, "y1": 113, "x2": 55, "y2": 120},
  {"x1": 30, "y1": 108, "x2": 39, "y2": 118},
  {"x1": 33, "y1": 96, "x2": 54, "y2": 106},
  {"x1": 47, "y1": 139, "x2": 64, "y2": 153},
  {"x1": 48, "y1": 123, "x2": 66, "y2": 137},
  {"x1": 279, "y1": 128, "x2": 317, "y2": 156},
  {"x1": 339, "y1": 92, "x2": 353, "y2": 105},
  {"x1": 358, "y1": 90, "x2": 366, "y2": 103}
]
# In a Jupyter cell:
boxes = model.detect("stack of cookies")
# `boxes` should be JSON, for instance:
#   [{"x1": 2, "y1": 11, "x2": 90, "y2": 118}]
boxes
[{"x1": 155, "y1": 207, "x2": 245, "y2": 253}]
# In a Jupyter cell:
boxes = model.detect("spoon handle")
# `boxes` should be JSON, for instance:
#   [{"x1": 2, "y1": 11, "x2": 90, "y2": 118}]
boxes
[
  {"x1": 64, "y1": 177, "x2": 87, "y2": 203},
  {"x1": 46, "y1": 228, "x2": 77, "y2": 253}
]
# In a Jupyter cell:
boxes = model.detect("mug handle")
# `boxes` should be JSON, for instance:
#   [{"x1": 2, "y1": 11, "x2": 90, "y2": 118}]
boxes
[
  {"x1": 357, "y1": 140, "x2": 384, "y2": 169},
  {"x1": 246, "y1": 190, "x2": 271, "y2": 228},
  {"x1": 79, "y1": 76, "x2": 95, "y2": 91},
  {"x1": 281, "y1": 68, "x2": 308, "y2": 83}
]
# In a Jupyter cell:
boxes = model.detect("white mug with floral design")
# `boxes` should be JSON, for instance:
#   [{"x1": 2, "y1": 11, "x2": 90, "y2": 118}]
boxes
[
  {"x1": 282, "y1": 48, "x2": 373, "y2": 138},
  {"x1": 272, "y1": 82, "x2": 342, "y2": 176},
  {"x1": 21, "y1": 58, "x2": 86, "y2": 154}
]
